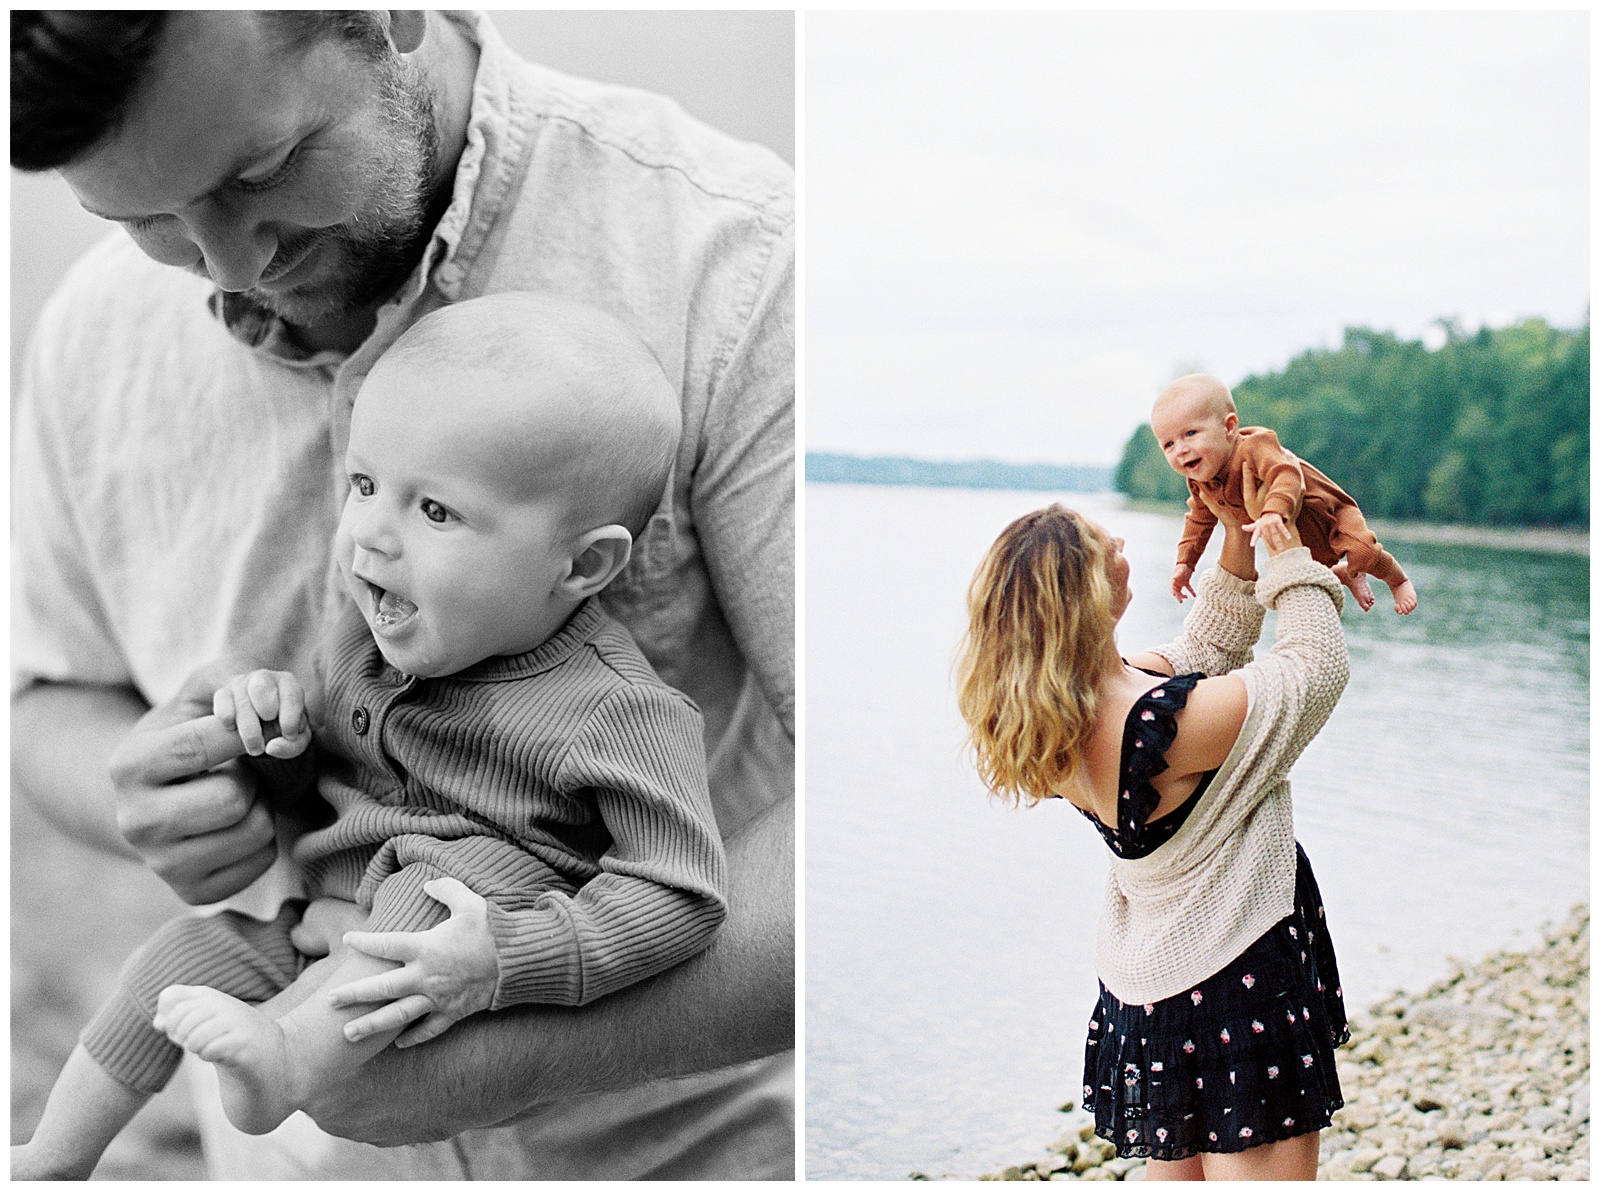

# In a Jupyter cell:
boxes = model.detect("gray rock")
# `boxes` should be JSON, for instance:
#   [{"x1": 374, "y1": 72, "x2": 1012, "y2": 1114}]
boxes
[
  {"x1": 1436, "y1": 1120, "x2": 1468, "y2": 1149},
  {"x1": 1526, "y1": 1107, "x2": 1561, "y2": 1132},
  {"x1": 1568, "y1": 1082, "x2": 1589, "y2": 1124},
  {"x1": 1406, "y1": 999, "x2": 1513, "y2": 1028},
  {"x1": 1347, "y1": 1147, "x2": 1383, "y2": 1174},
  {"x1": 1372, "y1": 1154, "x2": 1408, "y2": 1180}
]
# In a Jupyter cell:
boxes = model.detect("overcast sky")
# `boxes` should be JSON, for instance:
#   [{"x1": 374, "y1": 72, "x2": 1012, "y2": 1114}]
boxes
[{"x1": 806, "y1": 10, "x2": 1589, "y2": 468}]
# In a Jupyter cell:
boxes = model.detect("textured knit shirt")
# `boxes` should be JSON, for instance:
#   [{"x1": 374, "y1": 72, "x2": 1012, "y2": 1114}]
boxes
[
  {"x1": 1095, "y1": 548, "x2": 1350, "y2": 1005},
  {"x1": 292, "y1": 598, "x2": 726, "y2": 1009}
]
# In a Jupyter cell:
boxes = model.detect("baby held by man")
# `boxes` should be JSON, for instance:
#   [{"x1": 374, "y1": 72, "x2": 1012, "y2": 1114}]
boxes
[{"x1": 14, "y1": 293, "x2": 727, "y2": 1180}]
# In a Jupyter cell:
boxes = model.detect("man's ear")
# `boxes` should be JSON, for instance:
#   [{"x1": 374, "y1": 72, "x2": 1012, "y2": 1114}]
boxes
[
  {"x1": 559, "y1": 526, "x2": 633, "y2": 600},
  {"x1": 386, "y1": 10, "x2": 426, "y2": 54}
]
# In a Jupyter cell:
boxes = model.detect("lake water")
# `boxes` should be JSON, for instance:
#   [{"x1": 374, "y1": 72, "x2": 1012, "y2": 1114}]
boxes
[{"x1": 804, "y1": 483, "x2": 1589, "y2": 1181}]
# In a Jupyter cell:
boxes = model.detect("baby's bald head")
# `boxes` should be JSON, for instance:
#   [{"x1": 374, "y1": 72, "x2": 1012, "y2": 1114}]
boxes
[
  {"x1": 367, "y1": 293, "x2": 679, "y2": 538},
  {"x1": 1153, "y1": 373, "x2": 1235, "y2": 424}
]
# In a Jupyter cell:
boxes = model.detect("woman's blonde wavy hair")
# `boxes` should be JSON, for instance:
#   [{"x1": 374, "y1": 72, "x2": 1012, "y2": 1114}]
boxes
[{"x1": 956, "y1": 504, "x2": 1120, "y2": 806}]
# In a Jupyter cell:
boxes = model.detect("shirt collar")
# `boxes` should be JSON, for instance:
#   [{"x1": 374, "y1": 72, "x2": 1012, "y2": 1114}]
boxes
[{"x1": 210, "y1": 11, "x2": 525, "y2": 362}]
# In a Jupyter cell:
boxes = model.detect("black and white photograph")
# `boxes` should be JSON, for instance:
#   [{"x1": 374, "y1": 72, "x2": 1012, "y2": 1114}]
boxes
[{"x1": 11, "y1": 10, "x2": 794, "y2": 1180}]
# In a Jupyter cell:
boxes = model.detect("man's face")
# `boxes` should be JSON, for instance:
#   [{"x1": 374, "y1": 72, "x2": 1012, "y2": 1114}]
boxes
[
  {"x1": 59, "y1": 12, "x2": 438, "y2": 327},
  {"x1": 1151, "y1": 392, "x2": 1239, "y2": 485}
]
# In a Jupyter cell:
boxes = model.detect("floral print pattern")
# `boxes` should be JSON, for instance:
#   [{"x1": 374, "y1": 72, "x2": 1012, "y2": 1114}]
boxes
[{"x1": 1080, "y1": 845, "x2": 1349, "y2": 1162}]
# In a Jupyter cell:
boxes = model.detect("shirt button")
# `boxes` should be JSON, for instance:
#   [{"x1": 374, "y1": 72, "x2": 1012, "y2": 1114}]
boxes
[{"x1": 352, "y1": 707, "x2": 370, "y2": 735}]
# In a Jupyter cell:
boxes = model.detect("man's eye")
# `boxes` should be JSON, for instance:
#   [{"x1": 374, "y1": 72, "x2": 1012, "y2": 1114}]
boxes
[
  {"x1": 350, "y1": 475, "x2": 375, "y2": 496},
  {"x1": 232, "y1": 147, "x2": 301, "y2": 193},
  {"x1": 420, "y1": 499, "x2": 452, "y2": 524}
]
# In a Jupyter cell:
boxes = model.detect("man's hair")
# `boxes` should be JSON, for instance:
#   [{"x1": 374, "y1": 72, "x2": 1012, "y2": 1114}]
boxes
[
  {"x1": 10, "y1": 10, "x2": 391, "y2": 172},
  {"x1": 956, "y1": 504, "x2": 1120, "y2": 806}
]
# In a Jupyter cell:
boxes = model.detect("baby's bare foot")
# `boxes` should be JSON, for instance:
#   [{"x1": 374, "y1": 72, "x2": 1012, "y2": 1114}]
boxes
[
  {"x1": 1391, "y1": 579, "x2": 1418, "y2": 615},
  {"x1": 154, "y1": 985, "x2": 303, "y2": 1135},
  {"x1": 1331, "y1": 559, "x2": 1375, "y2": 611}
]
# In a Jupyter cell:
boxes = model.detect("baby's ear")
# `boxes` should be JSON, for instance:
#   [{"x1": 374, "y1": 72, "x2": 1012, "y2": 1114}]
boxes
[{"x1": 560, "y1": 526, "x2": 634, "y2": 599}]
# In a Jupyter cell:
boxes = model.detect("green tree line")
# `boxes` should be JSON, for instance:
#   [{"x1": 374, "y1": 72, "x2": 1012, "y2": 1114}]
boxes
[{"x1": 1115, "y1": 318, "x2": 1589, "y2": 528}]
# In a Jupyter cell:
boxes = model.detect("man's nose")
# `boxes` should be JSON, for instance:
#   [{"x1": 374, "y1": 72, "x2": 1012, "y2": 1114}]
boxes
[{"x1": 185, "y1": 202, "x2": 277, "y2": 292}]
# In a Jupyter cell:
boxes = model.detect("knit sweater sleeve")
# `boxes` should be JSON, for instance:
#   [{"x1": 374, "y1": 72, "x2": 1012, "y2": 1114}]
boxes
[
  {"x1": 1146, "y1": 564, "x2": 1265, "y2": 678},
  {"x1": 484, "y1": 685, "x2": 728, "y2": 1009},
  {"x1": 1235, "y1": 546, "x2": 1351, "y2": 760}
]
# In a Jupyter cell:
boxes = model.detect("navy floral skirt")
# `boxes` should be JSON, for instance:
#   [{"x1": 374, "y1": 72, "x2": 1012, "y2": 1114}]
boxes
[{"x1": 1082, "y1": 844, "x2": 1349, "y2": 1161}]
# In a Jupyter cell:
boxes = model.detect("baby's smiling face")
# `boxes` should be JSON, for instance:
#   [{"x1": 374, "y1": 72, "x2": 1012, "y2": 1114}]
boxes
[
  {"x1": 1151, "y1": 388, "x2": 1239, "y2": 485},
  {"x1": 335, "y1": 364, "x2": 582, "y2": 679}
]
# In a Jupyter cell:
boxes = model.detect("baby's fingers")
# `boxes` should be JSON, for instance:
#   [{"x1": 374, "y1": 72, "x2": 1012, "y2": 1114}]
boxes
[
  {"x1": 272, "y1": 677, "x2": 308, "y2": 741},
  {"x1": 264, "y1": 728, "x2": 312, "y2": 759},
  {"x1": 343, "y1": 994, "x2": 434, "y2": 1042},
  {"x1": 227, "y1": 678, "x2": 268, "y2": 755}
]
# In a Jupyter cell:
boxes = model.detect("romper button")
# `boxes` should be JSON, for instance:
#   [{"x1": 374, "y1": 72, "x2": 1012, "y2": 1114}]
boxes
[{"x1": 351, "y1": 707, "x2": 370, "y2": 735}]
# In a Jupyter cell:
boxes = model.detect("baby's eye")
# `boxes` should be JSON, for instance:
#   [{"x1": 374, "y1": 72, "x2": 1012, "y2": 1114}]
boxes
[
  {"x1": 350, "y1": 474, "x2": 375, "y2": 497},
  {"x1": 420, "y1": 498, "x2": 454, "y2": 524}
]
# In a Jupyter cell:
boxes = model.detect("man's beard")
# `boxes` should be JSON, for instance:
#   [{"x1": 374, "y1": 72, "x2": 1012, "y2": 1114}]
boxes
[{"x1": 248, "y1": 55, "x2": 442, "y2": 327}]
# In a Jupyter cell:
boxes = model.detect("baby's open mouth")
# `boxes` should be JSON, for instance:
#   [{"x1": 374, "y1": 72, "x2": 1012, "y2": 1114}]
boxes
[{"x1": 360, "y1": 579, "x2": 419, "y2": 632}]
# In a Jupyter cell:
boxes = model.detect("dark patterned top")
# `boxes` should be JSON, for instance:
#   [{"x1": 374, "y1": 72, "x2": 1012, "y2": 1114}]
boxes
[{"x1": 1075, "y1": 671, "x2": 1216, "y2": 859}]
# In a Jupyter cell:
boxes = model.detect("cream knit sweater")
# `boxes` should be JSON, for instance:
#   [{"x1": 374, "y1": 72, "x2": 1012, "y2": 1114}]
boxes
[{"x1": 1094, "y1": 547, "x2": 1349, "y2": 1005}]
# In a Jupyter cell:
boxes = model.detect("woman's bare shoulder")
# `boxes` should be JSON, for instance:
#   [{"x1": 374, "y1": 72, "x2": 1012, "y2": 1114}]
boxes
[{"x1": 1166, "y1": 673, "x2": 1248, "y2": 777}]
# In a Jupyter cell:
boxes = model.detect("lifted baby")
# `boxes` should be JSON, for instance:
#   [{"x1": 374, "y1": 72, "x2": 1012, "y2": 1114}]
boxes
[
  {"x1": 14, "y1": 294, "x2": 726, "y2": 1179},
  {"x1": 1153, "y1": 373, "x2": 1418, "y2": 615}
]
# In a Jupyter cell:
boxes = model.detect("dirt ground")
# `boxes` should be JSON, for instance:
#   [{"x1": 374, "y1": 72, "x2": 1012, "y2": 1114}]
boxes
[{"x1": 11, "y1": 795, "x2": 206, "y2": 1179}]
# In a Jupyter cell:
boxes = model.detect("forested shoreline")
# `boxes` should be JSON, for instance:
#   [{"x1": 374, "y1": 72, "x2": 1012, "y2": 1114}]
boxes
[{"x1": 1115, "y1": 319, "x2": 1589, "y2": 528}]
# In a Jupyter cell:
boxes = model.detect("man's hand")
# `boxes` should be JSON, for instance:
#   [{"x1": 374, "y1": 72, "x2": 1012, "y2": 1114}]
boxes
[
  {"x1": 331, "y1": 878, "x2": 498, "y2": 1047},
  {"x1": 213, "y1": 668, "x2": 312, "y2": 758},
  {"x1": 1171, "y1": 564, "x2": 1196, "y2": 603},
  {"x1": 108, "y1": 659, "x2": 279, "y2": 905},
  {"x1": 1243, "y1": 510, "x2": 1292, "y2": 552}
]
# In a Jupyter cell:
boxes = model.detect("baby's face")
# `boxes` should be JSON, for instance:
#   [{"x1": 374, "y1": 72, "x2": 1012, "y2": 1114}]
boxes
[
  {"x1": 335, "y1": 369, "x2": 579, "y2": 678},
  {"x1": 1150, "y1": 393, "x2": 1238, "y2": 485}
]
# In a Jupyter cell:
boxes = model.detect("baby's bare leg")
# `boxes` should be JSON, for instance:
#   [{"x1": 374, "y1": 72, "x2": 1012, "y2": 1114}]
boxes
[
  {"x1": 11, "y1": 1045, "x2": 150, "y2": 1180},
  {"x1": 155, "y1": 948, "x2": 403, "y2": 1135}
]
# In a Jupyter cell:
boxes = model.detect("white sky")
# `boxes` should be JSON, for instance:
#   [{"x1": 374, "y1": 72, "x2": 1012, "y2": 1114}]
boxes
[{"x1": 805, "y1": 10, "x2": 1589, "y2": 468}]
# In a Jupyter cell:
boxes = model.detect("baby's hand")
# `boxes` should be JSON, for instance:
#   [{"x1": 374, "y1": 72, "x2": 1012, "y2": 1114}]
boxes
[
  {"x1": 1244, "y1": 511, "x2": 1292, "y2": 552},
  {"x1": 330, "y1": 878, "x2": 498, "y2": 1047},
  {"x1": 213, "y1": 669, "x2": 312, "y2": 758},
  {"x1": 1171, "y1": 564, "x2": 1196, "y2": 603}
]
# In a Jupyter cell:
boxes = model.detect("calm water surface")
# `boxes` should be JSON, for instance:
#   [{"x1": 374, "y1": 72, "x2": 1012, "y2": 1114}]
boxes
[{"x1": 805, "y1": 484, "x2": 1588, "y2": 1180}]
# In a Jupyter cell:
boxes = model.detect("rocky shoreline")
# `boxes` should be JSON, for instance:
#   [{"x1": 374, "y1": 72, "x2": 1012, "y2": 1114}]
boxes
[{"x1": 962, "y1": 906, "x2": 1589, "y2": 1182}]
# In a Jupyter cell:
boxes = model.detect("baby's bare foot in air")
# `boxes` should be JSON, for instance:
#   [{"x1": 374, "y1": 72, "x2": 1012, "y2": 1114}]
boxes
[
  {"x1": 154, "y1": 986, "x2": 303, "y2": 1135},
  {"x1": 1331, "y1": 559, "x2": 1375, "y2": 611},
  {"x1": 1390, "y1": 579, "x2": 1418, "y2": 615}
]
